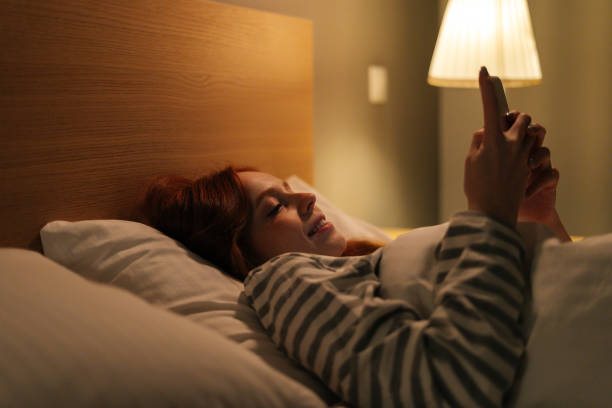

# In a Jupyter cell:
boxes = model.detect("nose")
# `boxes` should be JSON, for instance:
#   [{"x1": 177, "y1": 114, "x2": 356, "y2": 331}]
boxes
[{"x1": 295, "y1": 192, "x2": 315, "y2": 217}]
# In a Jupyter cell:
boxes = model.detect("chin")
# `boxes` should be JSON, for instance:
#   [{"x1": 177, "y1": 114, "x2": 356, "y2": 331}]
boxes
[{"x1": 323, "y1": 233, "x2": 347, "y2": 257}]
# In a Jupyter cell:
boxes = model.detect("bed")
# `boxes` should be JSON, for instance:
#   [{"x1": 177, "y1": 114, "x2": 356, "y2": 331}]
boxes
[{"x1": 1, "y1": 0, "x2": 611, "y2": 407}]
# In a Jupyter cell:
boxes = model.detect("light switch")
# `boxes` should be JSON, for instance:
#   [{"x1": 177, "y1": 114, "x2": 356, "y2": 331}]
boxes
[{"x1": 368, "y1": 65, "x2": 388, "y2": 104}]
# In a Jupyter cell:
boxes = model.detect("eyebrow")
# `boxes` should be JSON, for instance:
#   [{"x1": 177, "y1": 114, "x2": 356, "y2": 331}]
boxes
[{"x1": 254, "y1": 181, "x2": 292, "y2": 209}]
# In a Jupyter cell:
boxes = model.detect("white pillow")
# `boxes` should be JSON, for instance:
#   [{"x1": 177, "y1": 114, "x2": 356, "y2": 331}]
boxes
[
  {"x1": 38, "y1": 175, "x2": 391, "y2": 405},
  {"x1": 286, "y1": 175, "x2": 392, "y2": 243},
  {"x1": 378, "y1": 223, "x2": 612, "y2": 407},
  {"x1": 511, "y1": 233, "x2": 612, "y2": 407},
  {"x1": 0, "y1": 248, "x2": 325, "y2": 408},
  {"x1": 40, "y1": 220, "x2": 338, "y2": 404}
]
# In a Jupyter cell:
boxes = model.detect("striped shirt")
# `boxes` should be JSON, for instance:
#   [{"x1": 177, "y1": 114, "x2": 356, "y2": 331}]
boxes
[{"x1": 244, "y1": 211, "x2": 527, "y2": 407}]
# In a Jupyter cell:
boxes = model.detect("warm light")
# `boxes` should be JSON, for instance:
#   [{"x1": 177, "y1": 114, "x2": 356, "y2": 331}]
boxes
[
  {"x1": 368, "y1": 65, "x2": 388, "y2": 104},
  {"x1": 428, "y1": 0, "x2": 541, "y2": 88}
]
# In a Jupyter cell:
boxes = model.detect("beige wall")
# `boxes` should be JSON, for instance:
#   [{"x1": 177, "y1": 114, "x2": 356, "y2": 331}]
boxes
[
  {"x1": 439, "y1": 0, "x2": 612, "y2": 236},
  {"x1": 217, "y1": 0, "x2": 611, "y2": 235},
  {"x1": 216, "y1": 0, "x2": 439, "y2": 228}
]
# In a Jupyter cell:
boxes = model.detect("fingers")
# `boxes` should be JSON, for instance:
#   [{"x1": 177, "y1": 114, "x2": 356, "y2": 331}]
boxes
[
  {"x1": 512, "y1": 112, "x2": 532, "y2": 136},
  {"x1": 507, "y1": 111, "x2": 547, "y2": 164},
  {"x1": 527, "y1": 123, "x2": 546, "y2": 150},
  {"x1": 526, "y1": 168, "x2": 559, "y2": 198},
  {"x1": 507, "y1": 113, "x2": 546, "y2": 147},
  {"x1": 509, "y1": 112, "x2": 536, "y2": 154},
  {"x1": 528, "y1": 146, "x2": 551, "y2": 169},
  {"x1": 479, "y1": 66, "x2": 501, "y2": 143},
  {"x1": 504, "y1": 111, "x2": 519, "y2": 130},
  {"x1": 506, "y1": 112, "x2": 546, "y2": 145}
]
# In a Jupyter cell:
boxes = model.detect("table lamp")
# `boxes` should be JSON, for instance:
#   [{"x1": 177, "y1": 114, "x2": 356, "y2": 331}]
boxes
[{"x1": 428, "y1": 0, "x2": 541, "y2": 88}]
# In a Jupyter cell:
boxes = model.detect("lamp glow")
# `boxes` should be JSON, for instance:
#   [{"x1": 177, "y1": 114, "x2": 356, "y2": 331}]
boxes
[
  {"x1": 368, "y1": 65, "x2": 388, "y2": 104},
  {"x1": 428, "y1": 0, "x2": 541, "y2": 88}
]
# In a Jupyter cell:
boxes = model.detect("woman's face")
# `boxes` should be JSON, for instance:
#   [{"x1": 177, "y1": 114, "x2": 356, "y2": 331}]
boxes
[{"x1": 238, "y1": 171, "x2": 346, "y2": 263}]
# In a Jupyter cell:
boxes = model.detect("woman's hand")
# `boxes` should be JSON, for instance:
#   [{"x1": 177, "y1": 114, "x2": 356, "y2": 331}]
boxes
[
  {"x1": 517, "y1": 126, "x2": 571, "y2": 241},
  {"x1": 518, "y1": 125, "x2": 558, "y2": 225},
  {"x1": 470, "y1": 122, "x2": 558, "y2": 224},
  {"x1": 463, "y1": 67, "x2": 536, "y2": 228}
]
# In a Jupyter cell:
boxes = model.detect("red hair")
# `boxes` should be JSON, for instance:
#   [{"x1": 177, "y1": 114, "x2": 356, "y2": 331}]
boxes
[
  {"x1": 141, "y1": 167, "x2": 255, "y2": 279},
  {"x1": 342, "y1": 240, "x2": 384, "y2": 256},
  {"x1": 141, "y1": 166, "x2": 383, "y2": 280}
]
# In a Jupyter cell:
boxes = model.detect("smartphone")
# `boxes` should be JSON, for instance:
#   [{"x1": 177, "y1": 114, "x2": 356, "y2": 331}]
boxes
[{"x1": 490, "y1": 76, "x2": 509, "y2": 119}]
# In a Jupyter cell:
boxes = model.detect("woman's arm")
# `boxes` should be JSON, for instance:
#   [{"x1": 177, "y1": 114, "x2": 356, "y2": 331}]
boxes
[
  {"x1": 244, "y1": 211, "x2": 527, "y2": 407},
  {"x1": 244, "y1": 68, "x2": 534, "y2": 407}
]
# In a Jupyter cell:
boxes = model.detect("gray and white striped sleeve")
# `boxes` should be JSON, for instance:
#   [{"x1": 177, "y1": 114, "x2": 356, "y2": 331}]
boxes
[{"x1": 244, "y1": 211, "x2": 527, "y2": 408}]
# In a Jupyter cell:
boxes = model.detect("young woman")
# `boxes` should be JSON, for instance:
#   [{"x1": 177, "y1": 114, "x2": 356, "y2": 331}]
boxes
[
  {"x1": 142, "y1": 169, "x2": 385, "y2": 280},
  {"x1": 143, "y1": 67, "x2": 570, "y2": 407}
]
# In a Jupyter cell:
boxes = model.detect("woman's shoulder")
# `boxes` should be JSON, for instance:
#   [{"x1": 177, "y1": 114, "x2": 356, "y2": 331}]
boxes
[{"x1": 244, "y1": 251, "x2": 382, "y2": 288}]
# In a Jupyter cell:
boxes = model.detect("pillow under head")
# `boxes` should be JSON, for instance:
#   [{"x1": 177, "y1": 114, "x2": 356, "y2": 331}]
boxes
[{"x1": 40, "y1": 219, "x2": 337, "y2": 404}]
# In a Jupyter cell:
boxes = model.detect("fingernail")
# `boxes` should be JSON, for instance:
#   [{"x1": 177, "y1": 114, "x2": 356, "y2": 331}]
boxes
[
  {"x1": 528, "y1": 124, "x2": 538, "y2": 132},
  {"x1": 480, "y1": 66, "x2": 489, "y2": 76},
  {"x1": 506, "y1": 112, "x2": 517, "y2": 123}
]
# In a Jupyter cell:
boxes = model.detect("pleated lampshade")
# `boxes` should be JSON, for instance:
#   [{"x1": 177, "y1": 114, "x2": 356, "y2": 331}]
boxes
[{"x1": 428, "y1": 0, "x2": 541, "y2": 88}]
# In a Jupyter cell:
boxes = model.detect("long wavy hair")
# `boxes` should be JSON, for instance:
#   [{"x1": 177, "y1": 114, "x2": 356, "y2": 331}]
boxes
[{"x1": 141, "y1": 166, "x2": 383, "y2": 280}]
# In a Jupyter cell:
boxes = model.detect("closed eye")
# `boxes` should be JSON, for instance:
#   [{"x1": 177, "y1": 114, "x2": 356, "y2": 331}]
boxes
[{"x1": 267, "y1": 203, "x2": 283, "y2": 217}]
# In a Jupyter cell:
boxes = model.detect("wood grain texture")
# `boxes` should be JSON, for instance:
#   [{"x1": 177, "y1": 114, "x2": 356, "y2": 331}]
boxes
[{"x1": 0, "y1": 0, "x2": 313, "y2": 248}]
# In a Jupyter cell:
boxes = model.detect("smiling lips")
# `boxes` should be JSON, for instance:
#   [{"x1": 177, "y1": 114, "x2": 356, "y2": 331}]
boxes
[{"x1": 308, "y1": 216, "x2": 330, "y2": 237}]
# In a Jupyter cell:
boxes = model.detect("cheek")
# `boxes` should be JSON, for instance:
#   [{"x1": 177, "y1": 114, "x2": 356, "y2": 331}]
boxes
[
  {"x1": 266, "y1": 214, "x2": 302, "y2": 234},
  {"x1": 250, "y1": 220, "x2": 305, "y2": 260},
  {"x1": 250, "y1": 226, "x2": 274, "y2": 255},
  {"x1": 266, "y1": 220, "x2": 306, "y2": 246}
]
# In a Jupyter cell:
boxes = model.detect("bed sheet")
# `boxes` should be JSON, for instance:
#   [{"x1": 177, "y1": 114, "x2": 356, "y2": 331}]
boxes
[{"x1": 379, "y1": 222, "x2": 612, "y2": 406}]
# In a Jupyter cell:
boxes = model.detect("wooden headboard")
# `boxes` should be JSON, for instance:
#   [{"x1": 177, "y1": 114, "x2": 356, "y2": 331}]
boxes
[{"x1": 0, "y1": 0, "x2": 313, "y2": 249}]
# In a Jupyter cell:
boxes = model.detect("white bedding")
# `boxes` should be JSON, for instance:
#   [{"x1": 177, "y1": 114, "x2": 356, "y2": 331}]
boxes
[
  {"x1": 39, "y1": 219, "x2": 338, "y2": 404},
  {"x1": 512, "y1": 231, "x2": 612, "y2": 406},
  {"x1": 36, "y1": 218, "x2": 612, "y2": 406},
  {"x1": 379, "y1": 222, "x2": 612, "y2": 406},
  {"x1": 24, "y1": 175, "x2": 612, "y2": 406},
  {"x1": 0, "y1": 248, "x2": 326, "y2": 408}
]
